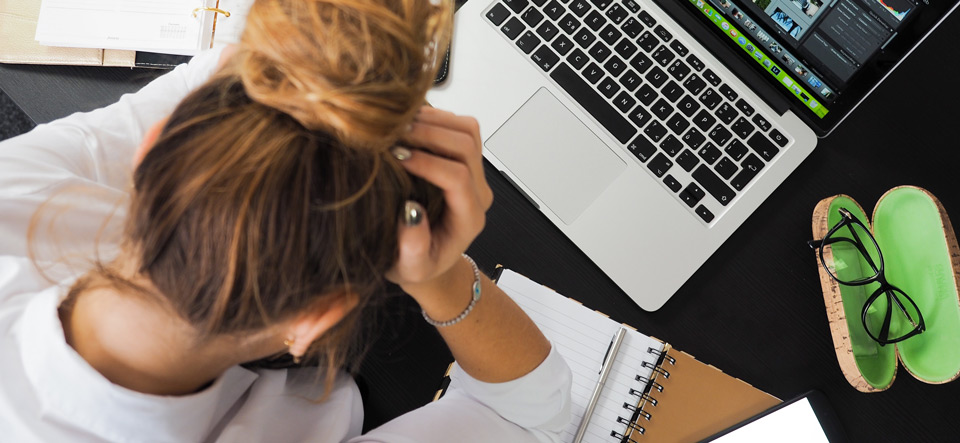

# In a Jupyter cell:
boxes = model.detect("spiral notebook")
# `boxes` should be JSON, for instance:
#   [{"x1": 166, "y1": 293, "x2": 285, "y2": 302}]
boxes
[{"x1": 441, "y1": 269, "x2": 780, "y2": 442}]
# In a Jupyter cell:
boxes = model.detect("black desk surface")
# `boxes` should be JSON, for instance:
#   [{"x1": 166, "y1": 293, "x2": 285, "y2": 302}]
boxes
[{"x1": 3, "y1": 10, "x2": 959, "y2": 441}]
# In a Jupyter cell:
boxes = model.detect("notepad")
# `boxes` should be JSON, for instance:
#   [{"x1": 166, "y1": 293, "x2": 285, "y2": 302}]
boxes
[
  {"x1": 447, "y1": 269, "x2": 782, "y2": 442},
  {"x1": 34, "y1": 0, "x2": 252, "y2": 55}
]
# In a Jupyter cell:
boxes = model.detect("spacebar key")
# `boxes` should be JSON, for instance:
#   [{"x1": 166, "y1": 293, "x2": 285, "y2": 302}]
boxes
[{"x1": 550, "y1": 63, "x2": 637, "y2": 144}]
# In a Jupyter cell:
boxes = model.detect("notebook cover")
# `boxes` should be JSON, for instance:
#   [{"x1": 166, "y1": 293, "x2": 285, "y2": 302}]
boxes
[{"x1": 628, "y1": 345, "x2": 781, "y2": 442}]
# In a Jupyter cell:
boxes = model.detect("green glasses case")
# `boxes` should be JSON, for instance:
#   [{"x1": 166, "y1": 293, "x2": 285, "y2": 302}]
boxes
[{"x1": 812, "y1": 186, "x2": 960, "y2": 392}]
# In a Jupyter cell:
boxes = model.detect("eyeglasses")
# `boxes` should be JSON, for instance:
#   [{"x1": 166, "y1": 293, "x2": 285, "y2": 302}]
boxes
[{"x1": 808, "y1": 207, "x2": 925, "y2": 346}]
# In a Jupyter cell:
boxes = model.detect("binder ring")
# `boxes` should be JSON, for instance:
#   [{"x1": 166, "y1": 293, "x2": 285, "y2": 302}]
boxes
[
  {"x1": 192, "y1": 6, "x2": 231, "y2": 17},
  {"x1": 627, "y1": 390, "x2": 659, "y2": 407},
  {"x1": 616, "y1": 416, "x2": 647, "y2": 434},
  {"x1": 641, "y1": 360, "x2": 670, "y2": 378},
  {"x1": 611, "y1": 430, "x2": 642, "y2": 441},
  {"x1": 635, "y1": 375, "x2": 664, "y2": 392},
  {"x1": 647, "y1": 347, "x2": 676, "y2": 365}
]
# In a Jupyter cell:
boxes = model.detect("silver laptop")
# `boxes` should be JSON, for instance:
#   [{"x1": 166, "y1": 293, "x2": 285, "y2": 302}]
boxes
[{"x1": 427, "y1": 0, "x2": 959, "y2": 310}]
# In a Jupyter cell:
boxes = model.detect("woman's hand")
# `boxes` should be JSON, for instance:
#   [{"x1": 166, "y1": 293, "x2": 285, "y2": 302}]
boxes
[{"x1": 386, "y1": 107, "x2": 493, "y2": 295}]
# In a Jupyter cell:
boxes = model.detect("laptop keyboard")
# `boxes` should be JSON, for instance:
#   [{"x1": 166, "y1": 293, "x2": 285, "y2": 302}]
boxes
[{"x1": 485, "y1": 0, "x2": 791, "y2": 224}]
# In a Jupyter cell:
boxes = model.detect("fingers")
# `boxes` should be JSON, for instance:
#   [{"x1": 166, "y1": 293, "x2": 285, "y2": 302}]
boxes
[{"x1": 400, "y1": 149, "x2": 485, "y2": 236}]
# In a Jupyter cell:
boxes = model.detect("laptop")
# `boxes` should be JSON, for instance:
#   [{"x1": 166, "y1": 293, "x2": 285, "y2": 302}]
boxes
[{"x1": 427, "y1": 0, "x2": 959, "y2": 310}]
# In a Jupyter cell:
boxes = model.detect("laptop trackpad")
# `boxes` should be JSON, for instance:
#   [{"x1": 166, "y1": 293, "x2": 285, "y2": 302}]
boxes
[{"x1": 486, "y1": 88, "x2": 626, "y2": 225}]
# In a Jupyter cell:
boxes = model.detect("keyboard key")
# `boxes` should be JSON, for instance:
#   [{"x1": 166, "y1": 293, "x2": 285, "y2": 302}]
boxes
[
  {"x1": 599, "y1": 24, "x2": 622, "y2": 45},
  {"x1": 582, "y1": 62, "x2": 604, "y2": 83},
  {"x1": 629, "y1": 52, "x2": 653, "y2": 74},
  {"x1": 692, "y1": 165, "x2": 735, "y2": 206},
  {"x1": 531, "y1": 45, "x2": 560, "y2": 71},
  {"x1": 588, "y1": 42, "x2": 612, "y2": 62},
  {"x1": 725, "y1": 139, "x2": 748, "y2": 161},
  {"x1": 666, "y1": 113, "x2": 690, "y2": 135},
  {"x1": 543, "y1": 0, "x2": 566, "y2": 20},
  {"x1": 598, "y1": 77, "x2": 620, "y2": 98},
  {"x1": 731, "y1": 117, "x2": 755, "y2": 139},
  {"x1": 614, "y1": 39, "x2": 638, "y2": 59},
  {"x1": 708, "y1": 124, "x2": 732, "y2": 146},
  {"x1": 648, "y1": 153, "x2": 673, "y2": 177},
  {"x1": 645, "y1": 120, "x2": 668, "y2": 142},
  {"x1": 667, "y1": 60, "x2": 691, "y2": 81},
  {"x1": 501, "y1": 17, "x2": 525, "y2": 40},
  {"x1": 652, "y1": 45, "x2": 675, "y2": 66},
  {"x1": 573, "y1": 28, "x2": 597, "y2": 48},
  {"x1": 635, "y1": 84, "x2": 657, "y2": 105},
  {"x1": 747, "y1": 132, "x2": 779, "y2": 161},
  {"x1": 569, "y1": 0, "x2": 591, "y2": 17},
  {"x1": 715, "y1": 102, "x2": 738, "y2": 124},
  {"x1": 623, "y1": 0, "x2": 641, "y2": 13},
  {"x1": 660, "y1": 135, "x2": 683, "y2": 157},
  {"x1": 703, "y1": 68, "x2": 721, "y2": 86},
  {"x1": 504, "y1": 0, "x2": 529, "y2": 14},
  {"x1": 645, "y1": 66, "x2": 668, "y2": 88},
  {"x1": 614, "y1": 93, "x2": 638, "y2": 115},
  {"x1": 681, "y1": 128, "x2": 705, "y2": 149},
  {"x1": 522, "y1": 7, "x2": 545, "y2": 26},
  {"x1": 619, "y1": 69, "x2": 642, "y2": 91},
  {"x1": 552, "y1": 34, "x2": 575, "y2": 55},
  {"x1": 588, "y1": 0, "x2": 612, "y2": 9},
  {"x1": 604, "y1": 55, "x2": 626, "y2": 77},
  {"x1": 627, "y1": 105, "x2": 651, "y2": 128},
  {"x1": 715, "y1": 157, "x2": 738, "y2": 179},
  {"x1": 683, "y1": 74, "x2": 706, "y2": 95},
  {"x1": 696, "y1": 205, "x2": 715, "y2": 223},
  {"x1": 770, "y1": 129, "x2": 788, "y2": 147},
  {"x1": 621, "y1": 17, "x2": 644, "y2": 39},
  {"x1": 677, "y1": 95, "x2": 700, "y2": 117},
  {"x1": 606, "y1": 4, "x2": 628, "y2": 24},
  {"x1": 516, "y1": 31, "x2": 541, "y2": 54},
  {"x1": 653, "y1": 25, "x2": 672, "y2": 42},
  {"x1": 679, "y1": 183, "x2": 705, "y2": 207},
  {"x1": 735, "y1": 99, "x2": 754, "y2": 116},
  {"x1": 699, "y1": 89, "x2": 722, "y2": 109},
  {"x1": 532, "y1": 0, "x2": 548, "y2": 5},
  {"x1": 651, "y1": 98, "x2": 673, "y2": 120},
  {"x1": 664, "y1": 174, "x2": 682, "y2": 192},
  {"x1": 662, "y1": 81, "x2": 683, "y2": 102},
  {"x1": 693, "y1": 109, "x2": 717, "y2": 132},
  {"x1": 719, "y1": 84, "x2": 738, "y2": 102},
  {"x1": 669, "y1": 41, "x2": 688, "y2": 57},
  {"x1": 567, "y1": 48, "x2": 589, "y2": 69},
  {"x1": 639, "y1": 10, "x2": 657, "y2": 27},
  {"x1": 731, "y1": 154, "x2": 764, "y2": 191},
  {"x1": 677, "y1": 149, "x2": 699, "y2": 172},
  {"x1": 698, "y1": 142, "x2": 721, "y2": 164},
  {"x1": 550, "y1": 63, "x2": 638, "y2": 143},
  {"x1": 559, "y1": 13, "x2": 581, "y2": 34},
  {"x1": 536, "y1": 21, "x2": 560, "y2": 41},
  {"x1": 687, "y1": 54, "x2": 705, "y2": 71},
  {"x1": 486, "y1": 3, "x2": 511, "y2": 25},
  {"x1": 752, "y1": 114, "x2": 771, "y2": 132},
  {"x1": 584, "y1": 10, "x2": 606, "y2": 30},
  {"x1": 637, "y1": 32, "x2": 658, "y2": 52},
  {"x1": 627, "y1": 134, "x2": 657, "y2": 162}
]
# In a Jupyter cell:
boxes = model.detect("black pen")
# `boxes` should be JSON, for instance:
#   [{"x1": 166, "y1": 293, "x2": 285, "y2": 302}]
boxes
[{"x1": 574, "y1": 327, "x2": 627, "y2": 443}]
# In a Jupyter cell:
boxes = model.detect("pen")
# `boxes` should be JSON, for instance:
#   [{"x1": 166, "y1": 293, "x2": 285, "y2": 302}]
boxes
[{"x1": 573, "y1": 327, "x2": 627, "y2": 443}]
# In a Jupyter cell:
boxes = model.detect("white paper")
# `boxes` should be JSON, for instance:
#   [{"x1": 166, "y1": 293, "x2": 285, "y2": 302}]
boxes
[{"x1": 710, "y1": 398, "x2": 830, "y2": 443}]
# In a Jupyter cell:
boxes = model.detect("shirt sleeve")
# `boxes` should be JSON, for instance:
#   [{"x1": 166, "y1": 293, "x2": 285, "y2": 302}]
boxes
[
  {"x1": 352, "y1": 344, "x2": 572, "y2": 443},
  {"x1": 0, "y1": 48, "x2": 225, "y2": 259}
]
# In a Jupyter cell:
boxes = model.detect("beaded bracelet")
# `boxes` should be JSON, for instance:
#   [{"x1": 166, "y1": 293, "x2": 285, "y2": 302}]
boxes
[{"x1": 421, "y1": 254, "x2": 482, "y2": 327}]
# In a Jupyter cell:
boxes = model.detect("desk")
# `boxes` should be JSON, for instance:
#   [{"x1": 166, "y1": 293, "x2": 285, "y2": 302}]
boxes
[{"x1": 3, "y1": 10, "x2": 959, "y2": 441}]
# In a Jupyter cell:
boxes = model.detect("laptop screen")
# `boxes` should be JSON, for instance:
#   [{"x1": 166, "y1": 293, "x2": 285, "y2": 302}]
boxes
[{"x1": 680, "y1": 0, "x2": 958, "y2": 135}]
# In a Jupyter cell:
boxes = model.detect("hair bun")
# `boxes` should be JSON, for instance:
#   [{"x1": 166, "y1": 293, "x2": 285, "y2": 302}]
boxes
[{"x1": 236, "y1": 0, "x2": 452, "y2": 150}]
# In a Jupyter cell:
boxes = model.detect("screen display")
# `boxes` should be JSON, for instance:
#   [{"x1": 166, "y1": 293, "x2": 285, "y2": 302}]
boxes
[
  {"x1": 686, "y1": 0, "x2": 921, "y2": 120},
  {"x1": 710, "y1": 398, "x2": 831, "y2": 442}
]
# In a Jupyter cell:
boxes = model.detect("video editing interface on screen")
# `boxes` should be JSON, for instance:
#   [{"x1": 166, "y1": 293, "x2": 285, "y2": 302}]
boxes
[{"x1": 689, "y1": 0, "x2": 918, "y2": 118}]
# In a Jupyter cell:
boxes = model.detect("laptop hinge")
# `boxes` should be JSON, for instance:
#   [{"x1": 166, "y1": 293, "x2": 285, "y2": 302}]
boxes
[{"x1": 651, "y1": 0, "x2": 792, "y2": 117}]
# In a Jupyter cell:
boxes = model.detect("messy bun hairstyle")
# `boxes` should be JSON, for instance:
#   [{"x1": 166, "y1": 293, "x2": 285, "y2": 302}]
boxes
[{"x1": 236, "y1": 0, "x2": 453, "y2": 150}]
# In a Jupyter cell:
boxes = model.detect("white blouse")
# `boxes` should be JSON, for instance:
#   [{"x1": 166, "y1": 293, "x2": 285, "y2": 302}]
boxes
[{"x1": 0, "y1": 49, "x2": 572, "y2": 443}]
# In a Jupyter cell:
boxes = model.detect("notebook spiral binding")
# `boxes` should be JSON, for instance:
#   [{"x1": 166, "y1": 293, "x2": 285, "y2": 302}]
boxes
[{"x1": 610, "y1": 346, "x2": 676, "y2": 442}]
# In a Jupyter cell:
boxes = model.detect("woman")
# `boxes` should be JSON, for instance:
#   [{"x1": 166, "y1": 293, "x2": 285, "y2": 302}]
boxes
[{"x1": 0, "y1": 0, "x2": 571, "y2": 441}]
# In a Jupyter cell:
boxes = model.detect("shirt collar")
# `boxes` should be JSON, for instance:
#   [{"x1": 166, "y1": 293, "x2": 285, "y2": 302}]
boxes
[{"x1": 13, "y1": 286, "x2": 259, "y2": 442}]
